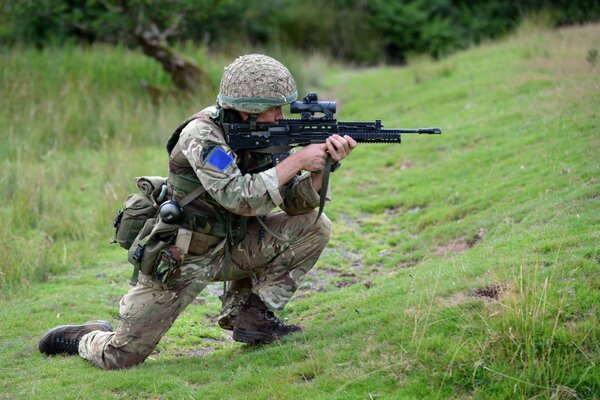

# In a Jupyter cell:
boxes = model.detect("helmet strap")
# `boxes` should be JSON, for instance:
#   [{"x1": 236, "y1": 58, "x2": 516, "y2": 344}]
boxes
[{"x1": 217, "y1": 106, "x2": 225, "y2": 126}]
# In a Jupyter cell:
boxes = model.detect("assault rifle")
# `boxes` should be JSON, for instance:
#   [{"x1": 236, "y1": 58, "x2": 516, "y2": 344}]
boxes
[
  {"x1": 224, "y1": 92, "x2": 440, "y2": 159},
  {"x1": 223, "y1": 92, "x2": 442, "y2": 220}
]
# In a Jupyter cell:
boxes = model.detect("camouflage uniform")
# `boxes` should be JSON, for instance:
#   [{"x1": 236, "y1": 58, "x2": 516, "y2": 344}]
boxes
[{"x1": 78, "y1": 106, "x2": 332, "y2": 370}]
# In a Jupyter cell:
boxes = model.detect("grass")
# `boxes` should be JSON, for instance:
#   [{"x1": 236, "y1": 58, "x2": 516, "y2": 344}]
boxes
[
  {"x1": 1, "y1": 22, "x2": 599, "y2": 399},
  {"x1": 0, "y1": 42, "x2": 334, "y2": 293}
]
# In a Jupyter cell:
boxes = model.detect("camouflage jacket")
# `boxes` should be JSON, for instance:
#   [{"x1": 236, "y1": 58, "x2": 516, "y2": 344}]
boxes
[{"x1": 167, "y1": 106, "x2": 324, "y2": 236}]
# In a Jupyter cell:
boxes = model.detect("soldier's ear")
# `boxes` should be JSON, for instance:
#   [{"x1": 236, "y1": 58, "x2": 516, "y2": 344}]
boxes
[{"x1": 239, "y1": 111, "x2": 249, "y2": 121}]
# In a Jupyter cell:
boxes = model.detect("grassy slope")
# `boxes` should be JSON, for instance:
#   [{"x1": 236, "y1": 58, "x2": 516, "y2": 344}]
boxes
[
  {"x1": 1, "y1": 24, "x2": 599, "y2": 399},
  {"x1": 0, "y1": 44, "x2": 323, "y2": 293}
]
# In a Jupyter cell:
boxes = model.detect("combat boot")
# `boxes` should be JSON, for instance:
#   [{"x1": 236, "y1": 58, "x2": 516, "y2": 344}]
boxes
[
  {"x1": 39, "y1": 320, "x2": 113, "y2": 356},
  {"x1": 232, "y1": 294, "x2": 302, "y2": 344}
]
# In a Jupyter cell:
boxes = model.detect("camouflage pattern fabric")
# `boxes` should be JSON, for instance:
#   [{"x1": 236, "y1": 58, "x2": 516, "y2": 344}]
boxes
[
  {"x1": 78, "y1": 209, "x2": 330, "y2": 369},
  {"x1": 217, "y1": 54, "x2": 297, "y2": 113},
  {"x1": 77, "y1": 109, "x2": 332, "y2": 370},
  {"x1": 172, "y1": 106, "x2": 324, "y2": 217}
]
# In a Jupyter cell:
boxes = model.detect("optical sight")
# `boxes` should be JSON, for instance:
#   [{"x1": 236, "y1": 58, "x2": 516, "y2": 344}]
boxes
[{"x1": 290, "y1": 92, "x2": 336, "y2": 120}]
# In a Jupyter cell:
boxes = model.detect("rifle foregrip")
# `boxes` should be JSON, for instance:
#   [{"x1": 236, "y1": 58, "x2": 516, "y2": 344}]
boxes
[{"x1": 344, "y1": 131, "x2": 402, "y2": 143}]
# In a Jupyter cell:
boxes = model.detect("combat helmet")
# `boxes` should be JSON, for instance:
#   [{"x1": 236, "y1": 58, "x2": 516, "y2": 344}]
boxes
[{"x1": 217, "y1": 54, "x2": 298, "y2": 114}]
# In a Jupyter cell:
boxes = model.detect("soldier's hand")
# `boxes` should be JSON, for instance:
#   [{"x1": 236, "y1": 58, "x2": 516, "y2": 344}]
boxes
[
  {"x1": 274, "y1": 144, "x2": 329, "y2": 186},
  {"x1": 326, "y1": 134, "x2": 358, "y2": 162},
  {"x1": 297, "y1": 143, "x2": 328, "y2": 172}
]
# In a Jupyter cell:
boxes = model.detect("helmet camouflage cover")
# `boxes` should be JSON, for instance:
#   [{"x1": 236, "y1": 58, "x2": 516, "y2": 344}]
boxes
[{"x1": 217, "y1": 54, "x2": 298, "y2": 114}]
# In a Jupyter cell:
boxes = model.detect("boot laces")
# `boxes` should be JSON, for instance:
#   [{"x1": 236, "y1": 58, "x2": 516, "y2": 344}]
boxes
[
  {"x1": 263, "y1": 309, "x2": 287, "y2": 329},
  {"x1": 54, "y1": 336, "x2": 80, "y2": 353}
]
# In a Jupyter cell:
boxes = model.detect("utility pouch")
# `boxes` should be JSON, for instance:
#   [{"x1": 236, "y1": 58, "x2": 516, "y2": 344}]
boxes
[
  {"x1": 114, "y1": 194, "x2": 158, "y2": 249},
  {"x1": 127, "y1": 217, "x2": 179, "y2": 285},
  {"x1": 113, "y1": 176, "x2": 168, "y2": 250}
]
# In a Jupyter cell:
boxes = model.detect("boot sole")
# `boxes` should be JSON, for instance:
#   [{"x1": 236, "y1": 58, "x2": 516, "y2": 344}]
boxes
[
  {"x1": 39, "y1": 320, "x2": 113, "y2": 355},
  {"x1": 232, "y1": 328, "x2": 277, "y2": 344}
]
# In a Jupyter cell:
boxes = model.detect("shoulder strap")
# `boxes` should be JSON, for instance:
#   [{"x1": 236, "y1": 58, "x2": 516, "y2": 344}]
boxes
[{"x1": 178, "y1": 184, "x2": 207, "y2": 208}]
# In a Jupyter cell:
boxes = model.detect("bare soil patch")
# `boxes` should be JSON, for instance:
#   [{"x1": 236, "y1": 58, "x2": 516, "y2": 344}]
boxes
[
  {"x1": 434, "y1": 228, "x2": 485, "y2": 256},
  {"x1": 470, "y1": 283, "x2": 505, "y2": 301}
]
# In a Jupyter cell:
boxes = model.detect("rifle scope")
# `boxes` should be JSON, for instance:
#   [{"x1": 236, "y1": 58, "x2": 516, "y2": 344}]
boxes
[{"x1": 290, "y1": 92, "x2": 336, "y2": 119}]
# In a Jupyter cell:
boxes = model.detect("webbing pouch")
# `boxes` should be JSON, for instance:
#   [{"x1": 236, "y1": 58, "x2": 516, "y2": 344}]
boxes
[
  {"x1": 127, "y1": 217, "x2": 179, "y2": 285},
  {"x1": 114, "y1": 194, "x2": 157, "y2": 250}
]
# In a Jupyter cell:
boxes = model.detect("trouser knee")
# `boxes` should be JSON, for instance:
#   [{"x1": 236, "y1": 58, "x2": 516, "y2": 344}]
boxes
[
  {"x1": 306, "y1": 212, "x2": 332, "y2": 249},
  {"x1": 284, "y1": 211, "x2": 331, "y2": 261}
]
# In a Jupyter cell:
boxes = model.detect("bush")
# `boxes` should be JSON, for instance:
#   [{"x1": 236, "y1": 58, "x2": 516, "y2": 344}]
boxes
[{"x1": 2, "y1": 0, "x2": 600, "y2": 64}]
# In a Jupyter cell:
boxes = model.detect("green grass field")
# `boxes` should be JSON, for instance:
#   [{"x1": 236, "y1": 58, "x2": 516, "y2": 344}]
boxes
[{"x1": 0, "y1": 23, "x2": 598, "y2": 399}]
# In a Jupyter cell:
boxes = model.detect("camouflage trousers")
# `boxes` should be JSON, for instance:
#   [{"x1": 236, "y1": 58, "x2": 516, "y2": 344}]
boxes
[{"x1": 78, "y1": 210, "x2": 331, "y2": 369}]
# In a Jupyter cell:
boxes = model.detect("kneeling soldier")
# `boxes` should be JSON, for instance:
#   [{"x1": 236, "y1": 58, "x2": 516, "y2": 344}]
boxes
[{"x1": 39, "y1": 54, "x2": 357, "y2": 369}]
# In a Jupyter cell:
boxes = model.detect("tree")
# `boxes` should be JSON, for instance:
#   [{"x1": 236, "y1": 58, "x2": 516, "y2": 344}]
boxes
[
  {"x1": 6, "y1": 0, "x2": 213, "y2": 94},
  {"x1": 113, "y1": 0, "x2": 213, "y2": 94}
]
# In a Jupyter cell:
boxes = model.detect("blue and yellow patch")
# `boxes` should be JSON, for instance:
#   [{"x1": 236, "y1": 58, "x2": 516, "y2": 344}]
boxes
[{"x1": 206, "y1": 146, "x2": 234, "y2": 172}]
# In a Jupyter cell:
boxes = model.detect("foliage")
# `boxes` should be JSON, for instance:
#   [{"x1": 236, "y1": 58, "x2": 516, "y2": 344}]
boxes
[{"x1": 2, "y1": 0, "x2": 600, "y2": 64}]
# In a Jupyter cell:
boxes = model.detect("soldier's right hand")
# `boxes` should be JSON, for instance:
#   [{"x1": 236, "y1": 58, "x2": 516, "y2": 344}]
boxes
[
  {"x1": 296, "y1": 143, "x2": 329, "y2": 172},
  {"x1": 274, "y1": 143, "x2": 329, "y2": 188}
]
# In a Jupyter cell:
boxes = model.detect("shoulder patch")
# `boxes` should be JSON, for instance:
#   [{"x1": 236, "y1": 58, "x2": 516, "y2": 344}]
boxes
[{"x1": 206, "y1": 147, "x2": 234, "y2": 172}]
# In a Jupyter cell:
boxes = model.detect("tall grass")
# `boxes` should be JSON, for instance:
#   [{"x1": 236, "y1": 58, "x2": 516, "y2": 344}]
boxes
[
  {"x1": 0, "y1": 44, "x2": 179, "y2": 292},
  {"x1": 0, "y1": 43, "x2": 333, "y2": 293},
  {"x1": 472, "y1": 258, "x2": 598, "y2": 398}
]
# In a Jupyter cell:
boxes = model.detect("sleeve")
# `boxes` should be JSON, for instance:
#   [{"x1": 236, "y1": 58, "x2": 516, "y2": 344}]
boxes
[
  {"x1": 179, "y1": 119, "x2": 283, "y2": 217},
  {"x1": 279, "y1": 172, "x2": 332, "y2": 216}
]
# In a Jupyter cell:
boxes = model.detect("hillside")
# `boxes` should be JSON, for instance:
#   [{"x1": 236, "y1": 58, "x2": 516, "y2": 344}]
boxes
[{"x1": 1, "y1": 23, "x2": 599, "y2": 399}]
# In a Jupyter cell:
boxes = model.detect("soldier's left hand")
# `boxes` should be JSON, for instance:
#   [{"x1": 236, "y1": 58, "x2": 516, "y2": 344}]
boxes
[{"x1": 325, "y1": 134, "x2": 358, "y2": 162}]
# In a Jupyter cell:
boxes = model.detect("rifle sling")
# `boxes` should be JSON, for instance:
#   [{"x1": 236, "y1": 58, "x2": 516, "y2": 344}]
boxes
[{"x1": 315, "y1": 155, "x2": 332, "y2": 224}]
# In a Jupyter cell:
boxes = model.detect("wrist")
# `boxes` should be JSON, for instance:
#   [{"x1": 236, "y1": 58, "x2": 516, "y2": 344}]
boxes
[
  {"x1": 275, "y1": 152, "x2": 305, "y2": 186},
  {"x1": 310, "y1": 171, "x2": 323, "y2": 192}
]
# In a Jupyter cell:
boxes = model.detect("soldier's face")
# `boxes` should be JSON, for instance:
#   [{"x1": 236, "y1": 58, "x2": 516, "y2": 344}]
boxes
[
  {"x1": 240, "y1": 106, "x2": 285, "y2": 124},
  {"x1": 257, "y1": 106, "x2": 285, "y2": 123}
]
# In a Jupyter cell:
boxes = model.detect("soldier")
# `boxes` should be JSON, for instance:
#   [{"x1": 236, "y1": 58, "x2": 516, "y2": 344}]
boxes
[{"x1": 38, "y1": 54, "x2": 357, "y2": 369}]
